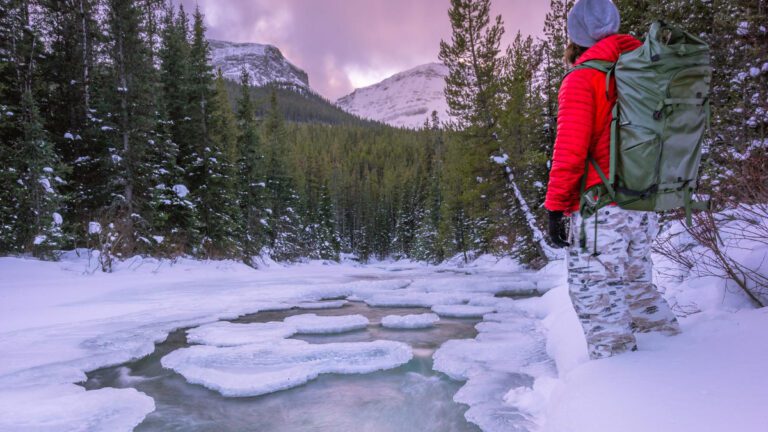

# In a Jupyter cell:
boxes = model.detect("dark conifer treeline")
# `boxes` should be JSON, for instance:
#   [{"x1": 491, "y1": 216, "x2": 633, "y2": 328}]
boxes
[{"x1": 0, "y1": 0, "x2": 765, "y2": 269}]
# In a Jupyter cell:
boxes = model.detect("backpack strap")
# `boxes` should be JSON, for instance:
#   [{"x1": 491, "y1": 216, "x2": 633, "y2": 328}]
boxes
[
  {"x1": 569, "y1": 59, "x2": 619, "y2": 196},
  {"x1": 568, "y1": 60, "x2": 616, "y2": 101}
]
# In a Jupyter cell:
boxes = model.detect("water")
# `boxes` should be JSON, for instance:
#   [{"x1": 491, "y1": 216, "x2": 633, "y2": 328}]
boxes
[{"x1": 83, "y1": 301, "x2": 483, "y2": 432}]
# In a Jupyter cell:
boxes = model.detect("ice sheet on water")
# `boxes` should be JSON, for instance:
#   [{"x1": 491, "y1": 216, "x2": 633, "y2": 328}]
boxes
[
  {"x1": 432, "y1": 305, "x2": 496, "y2": 318},
  {"x1": 307, "y1": 279, "x2": 412, "y2": 302},
  {"x1": 409, "y1": 277, "x2": 538, "y2": 295},
  {"x1": 433, "y1": 319, "x2": 551, "y2": 381},
  {"x1": 161, "y1": 340, "x2": 413, "y2": 397},
  {"x1": 365, "y1": 291, "x2": 469, "y2": 308},
  {"x1": 432, "y1": 310, "x2": 555, "y2": 431},
  {"x1": 451, "y1": 372, "x2": 537, "y2": 432},
  {"x1": 0, "y1": 385, "x2": 154, "y2": 432},
  {"x1": 283, "y1": 313, "x2": 369, "y2": 334},
  {"x1": 295, "y1": 300, "x2": 348, "y2": 309},
  {"x1": 381, "y1": 313, "x2": 440, "y2": 329},
  {"x1": 187, "y1": 321, "x2": 297, "y2": 346}
]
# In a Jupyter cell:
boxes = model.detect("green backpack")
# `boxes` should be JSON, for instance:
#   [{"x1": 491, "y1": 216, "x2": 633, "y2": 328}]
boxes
[{"x1": 573, "y1": 21, "x2": 711, "y2": 248}]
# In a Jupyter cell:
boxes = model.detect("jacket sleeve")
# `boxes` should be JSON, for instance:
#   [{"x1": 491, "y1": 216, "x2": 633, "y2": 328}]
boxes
[{"x1": 544, "y1": 70, "x2": 595, "y2": 212}]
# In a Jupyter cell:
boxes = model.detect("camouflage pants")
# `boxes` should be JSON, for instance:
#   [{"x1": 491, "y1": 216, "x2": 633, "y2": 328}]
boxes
[{"x1": 567, "y1": 206, "x2": 680, "y2": 360}]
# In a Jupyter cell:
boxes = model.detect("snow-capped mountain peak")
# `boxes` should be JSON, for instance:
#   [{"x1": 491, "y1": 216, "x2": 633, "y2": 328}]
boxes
[
  {"x1": 335, "y1": 63, "x2": 449, "y2": 129},
  {"x1": 209, "y1": 40, "x2": 309, "y2": 88}
]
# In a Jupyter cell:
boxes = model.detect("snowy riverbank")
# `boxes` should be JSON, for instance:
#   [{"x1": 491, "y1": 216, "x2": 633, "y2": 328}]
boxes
[
  {"x1": 0, "y1": 239, "x2": 765, "y2": 431},
  {"x1": 512, "y1": 218, "x2": 768, "y2": 432}
]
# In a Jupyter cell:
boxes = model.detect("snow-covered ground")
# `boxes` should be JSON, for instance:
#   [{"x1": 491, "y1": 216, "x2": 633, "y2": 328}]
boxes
[
  {"x1": 0, "y1": 225, "x2": 766, "y2": 432},
  {"x1": 512, "y1": 216, "x2": 768, "y2": 432}
]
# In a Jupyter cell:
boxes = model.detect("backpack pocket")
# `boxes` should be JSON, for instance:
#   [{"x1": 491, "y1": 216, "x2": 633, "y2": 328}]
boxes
[{"x1": 618, "y1": 125, "x2": 661, "y2": 194}]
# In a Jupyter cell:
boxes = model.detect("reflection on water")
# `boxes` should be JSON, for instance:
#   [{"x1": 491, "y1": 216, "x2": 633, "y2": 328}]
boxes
[{"x1": 83, "y1": 301, "x2": 482, "y2": 432}]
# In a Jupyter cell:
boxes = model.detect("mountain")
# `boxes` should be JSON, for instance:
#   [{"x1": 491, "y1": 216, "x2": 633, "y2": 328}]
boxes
[
  {"x1": 209, "y1": 40, "x2": 309, "y2": 88},
  {"x1": 335, "y1": 63, "x2": 449, "y2": 129}
]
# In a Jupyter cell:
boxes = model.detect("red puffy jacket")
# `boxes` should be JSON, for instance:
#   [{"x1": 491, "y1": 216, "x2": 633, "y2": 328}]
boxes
[{"x1": 544, "y1": 34, "x2": 642, "y2": 213}]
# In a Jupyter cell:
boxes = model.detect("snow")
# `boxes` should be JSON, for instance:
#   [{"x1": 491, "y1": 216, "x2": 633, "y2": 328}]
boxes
[
  {"x1": 172, "y1": 184, "x2": 189, "y2": 198},
  {"x1": 542, "y1": 309, "x2": 768, "y2": 432},
  {"x1": 208, "y1": 39, "x2": 309, "y2": 88},
  {"x1": 0, "y1": 386, "x2": 155, "y2": 432},
  {"x1": 161, "y1": 340, "x2": 413, "y2": 397},
  {"x1": 52, "y1": 212, "x2": 63, "y2": 226},
  {"x1": 491, "y1": 154, "x2": 509, "y2": 165},
  {"x1": 38, "y1": 177, "x2": 54, "y2": 193},
  {"x1": 283, "y1": 313, "x2": 369, "y2": 334},
  {"x1": 433, "y1": 306, "x2": 555, "y2": 432},
  {"x1": 737, "y1": 21, "x2": 750, "y2": 36},
  {"x1": 336, "y1": 63, "x2": 451, "y2": 129},
  {"x1": 88, "y1": 221, "x2": 102, "y2": 234},
  {"x1": 0, "y1": 220, "x2": 765, "y2": 432},
  {"x1": 381, "y1": 313, "x2": 440, "y2": 329},
  {"x1": 365, "y1": 291, "x2": 469, "y2": 308},
  {"x1": 500, "y1": 209, "x2": 768, "y2": 432},
  {"x1": 64, "y1": 132, "x2": 75, "y2": 140}
]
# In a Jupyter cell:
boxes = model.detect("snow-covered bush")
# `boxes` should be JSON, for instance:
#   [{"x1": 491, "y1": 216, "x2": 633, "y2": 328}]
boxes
[{"x1": 656, "y1": 152, "x2": 768, "y2": 307}]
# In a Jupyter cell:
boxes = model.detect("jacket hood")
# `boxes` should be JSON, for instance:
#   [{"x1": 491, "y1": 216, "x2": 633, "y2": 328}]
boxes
[{"x1": 574, "y1": 34, "x2": 641, "y2": 65}]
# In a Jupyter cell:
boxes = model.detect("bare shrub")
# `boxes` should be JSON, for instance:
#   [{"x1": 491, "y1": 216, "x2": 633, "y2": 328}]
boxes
[
  {"x1": 689, "y1": 150, "x2": 768, "y2": 307},
  {"x1": 653, "y1": 150, "x2": 768, "y2": 308}
]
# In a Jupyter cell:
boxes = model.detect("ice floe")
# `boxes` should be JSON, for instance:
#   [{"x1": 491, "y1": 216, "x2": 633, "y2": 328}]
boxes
[
  {"x1": 381, "y1": 313, "x2": 440, "y2": 329},
  {"x1": 187, "y1": 321, "x2": 297, "y2": 346},
  {"x1": 432, "y1": 310, "x2": 555, "y2": 432},
  {"x1": 364, "y1": 292, "x2": 469, "y2": 308},
  {"x1": 161, "y1": 340, "x2": 413, "y2": 397},
  {"x1": 431, "y1": 305, "x2": 496, "y2": 318},
  {"x1": 283, "y1": 313, "x2": 369, "y2": 334},
  {"x1": 295, "y1": 300, "x2": 348, "y2": 309}
]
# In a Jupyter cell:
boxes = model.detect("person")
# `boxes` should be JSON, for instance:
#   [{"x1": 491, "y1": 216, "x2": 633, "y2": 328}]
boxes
[{"x1": 544, "y1": 0, "x2": 681, "y2": 360}]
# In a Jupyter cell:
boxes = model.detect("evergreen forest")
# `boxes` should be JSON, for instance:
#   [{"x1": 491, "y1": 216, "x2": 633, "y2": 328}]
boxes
[{"x1": 1, "y1": 0, "x2": 766, "y2": 270}]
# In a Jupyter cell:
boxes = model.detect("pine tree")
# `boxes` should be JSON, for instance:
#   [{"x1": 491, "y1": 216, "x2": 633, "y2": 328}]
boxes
[
  {"x1": 262, "y1": 90, "x2": 302, "y2": 261},
  {"x1": 235, "y1": 67, "x2": 269, "y2": 261},
  {"x1": 37, "y1": 0, "x2": 100, "y2": 247},
  {"x1": 18, "y1": 91, "x2": 66, "y2": 258},
  {"x1": 201, "y1": 69, "x2": 242, "y2": 257},
  {"x1": 412, "y1": 112, "x2": 446, "y2": 262},
  {"x1": 181, "y1": 6, "x2": 221, "y2": 256},
  {"x1": 497, "y1": 33, "x2": 549, "y2": 263},
  {"x1": 155, "y1": 3, "x2": 200, "y2": 255},
  {"x1": 97, "y1": 0, "x2": 160, "y2": 256},
  {"x1": 541, "y1": 0, "x2": 574, "y2": 150},
  {"x1": 0, "y1": 1, "x2": 65, "y2": 258},
  {"x1": 437, "y1": 0, "x2": 508, "y2": 259},
  {"x1": 439, "y1": 0, "x2": 505, "y2": 130}
]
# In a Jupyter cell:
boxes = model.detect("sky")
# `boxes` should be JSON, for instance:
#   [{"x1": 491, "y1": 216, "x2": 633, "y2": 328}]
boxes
[{"x1": 180, "y1": 0, "x2": 549, "y2": 100}]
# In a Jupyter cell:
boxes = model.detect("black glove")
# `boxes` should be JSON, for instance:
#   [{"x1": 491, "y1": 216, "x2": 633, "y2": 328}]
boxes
[{"x1": 548, "y1": 210, "x2": 570, "y2": 248}]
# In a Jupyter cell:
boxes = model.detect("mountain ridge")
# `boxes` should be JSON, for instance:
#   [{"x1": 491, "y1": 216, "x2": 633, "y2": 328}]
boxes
[
  {"x1": 335, "y1": 63, "x2": 450, "y2": 129},
  {"x1": 209, "y1": 39, "x2": 309, "y2": 88}
]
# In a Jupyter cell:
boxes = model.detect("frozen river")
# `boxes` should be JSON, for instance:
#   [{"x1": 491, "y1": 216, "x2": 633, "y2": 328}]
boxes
[
  {"x1": 0, "y1": 255, "x2": 559, "y2": 432},
  {"x1": 84, "y1": 302, "x2": 483, "y2": 432}
]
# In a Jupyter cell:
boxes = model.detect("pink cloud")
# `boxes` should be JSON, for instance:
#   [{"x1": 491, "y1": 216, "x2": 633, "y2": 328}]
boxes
[{"x1": 181, "y1": 0, "x2": 549, "y2": 100}]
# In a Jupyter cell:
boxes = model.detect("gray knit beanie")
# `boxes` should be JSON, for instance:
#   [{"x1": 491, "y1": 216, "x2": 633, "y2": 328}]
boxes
[{"x1": 567, "y1": 0, "x2": 621, "y2": 48}]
